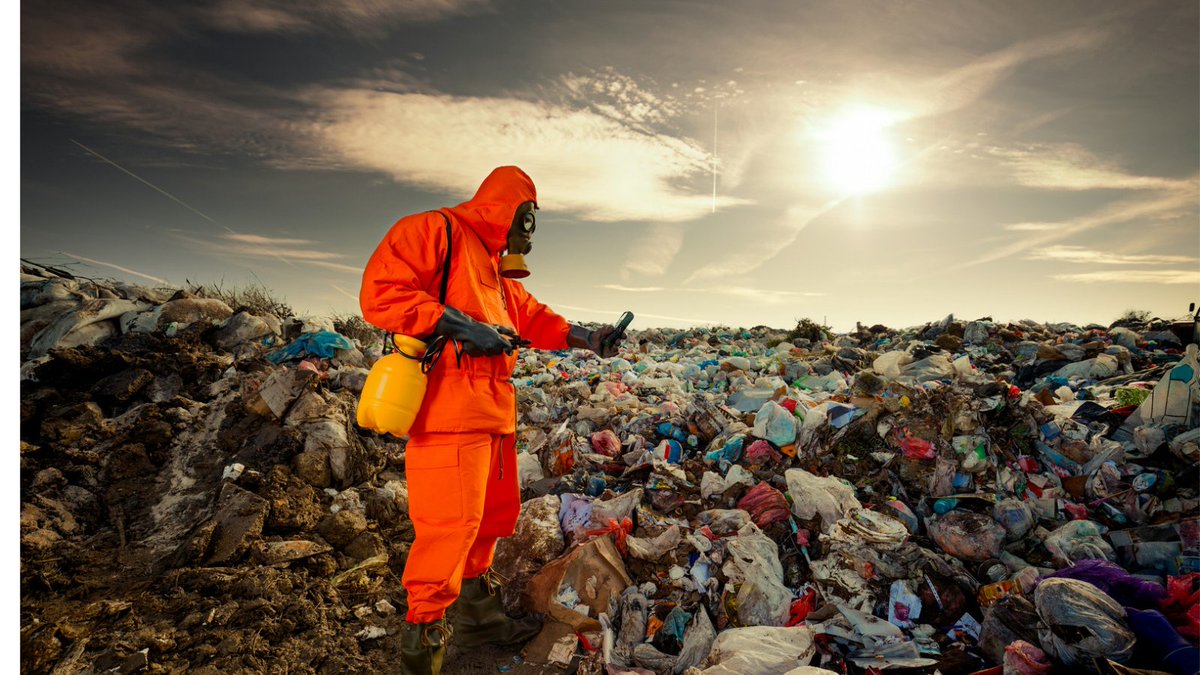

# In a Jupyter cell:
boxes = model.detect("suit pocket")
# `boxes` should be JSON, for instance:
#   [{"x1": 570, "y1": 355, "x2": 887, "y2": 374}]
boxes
[{"x1": 406, "y1": 441, "x2": 462, "y2": 521}]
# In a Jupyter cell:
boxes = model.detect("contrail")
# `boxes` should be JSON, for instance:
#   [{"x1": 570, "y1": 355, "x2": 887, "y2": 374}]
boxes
[
  {"x1": 59, "y1": 251, "x2": 170, "y2": 285},
  {"x1": 69, "y1": 138, "x2": 233, "y2": 233},
  {"x1": 711, "y1": 103, "x2": 718, "y2": 214},
  {"x1": 330, "y1": 283, "x2": 359, "y2": 302}
]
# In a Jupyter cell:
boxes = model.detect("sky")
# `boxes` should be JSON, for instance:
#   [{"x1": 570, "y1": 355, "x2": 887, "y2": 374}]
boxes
[{"x1": 19, "y1": 0, "x2": 1200, "y2": 332}]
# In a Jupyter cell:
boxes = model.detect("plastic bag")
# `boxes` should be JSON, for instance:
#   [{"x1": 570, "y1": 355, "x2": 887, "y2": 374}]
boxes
[
  {"x1": 1162, "y1": 573, "x2": 1200, "y2": 641},
  {"x1": 1044, "y1": 520, "x2": 1116, "y2": 565},
  {"x1": 993, "y1": 498, "x2": 1035, "y2": 541},
  {"x1": 1034, "y1": 577, "x2": 1135, "y2": 667},
  {"x1": 1042, "y1": 559, "x2": 1166, "y2": 610},
  {"x1": 723, "y1": 523, "x2": 792, "y2": 627},
  {"x1": 736, "y1": 482, "x2": 791, "y2": 529},
  {"x1": 926, "y1": 510, "x2": 1005, "y2": 561},
  {"x1": 1128, "y1": 343, "x2": 1199, "y2": 427},
  {"x1": 1003, "y1": 640, "x2": 1052, "y2": 675},
  {"x1": 753, "y1": 401, "x2": 796, "y2": 447},
  {"x1": 784, "y1": 468, "x2": 861, "y2": 534},
  {"x1": 698, "y1": 625, "x2": 816, "y2": 675}
]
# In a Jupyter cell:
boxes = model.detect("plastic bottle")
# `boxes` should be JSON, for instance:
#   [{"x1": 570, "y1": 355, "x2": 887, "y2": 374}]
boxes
[
  {"x1": 933, "y1": 498, "x2": 958, "y2": 515},
  {"x1": 356, "y1": 335, "x2": 427, "y2": 436}
]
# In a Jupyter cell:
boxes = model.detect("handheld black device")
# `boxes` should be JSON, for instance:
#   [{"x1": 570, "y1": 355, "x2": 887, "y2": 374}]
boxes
[{"x1": 603, "y1": 311, "x2": 635, "y2": 351}]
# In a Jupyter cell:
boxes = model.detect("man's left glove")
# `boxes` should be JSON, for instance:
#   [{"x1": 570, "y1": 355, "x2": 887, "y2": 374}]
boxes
[{"x1": 567, "y1": 324, "x2": 620, "y2": 358}]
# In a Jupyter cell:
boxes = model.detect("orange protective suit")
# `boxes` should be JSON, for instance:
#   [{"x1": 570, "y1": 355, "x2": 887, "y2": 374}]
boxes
[{"x1": 359, "y1": 166, "x2": 571, "y2": 622}]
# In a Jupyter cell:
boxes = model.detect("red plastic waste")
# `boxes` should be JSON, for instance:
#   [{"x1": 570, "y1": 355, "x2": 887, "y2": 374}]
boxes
[
  {"x1": 584, "y1": 517, "x2": 634, "y2": 557},
  {"x1": 736, "y1": 482, "x2": 791, "y2": 528},
  {"x1": 1161, "y1": 573, "x2": 1200, "y2": 641}
]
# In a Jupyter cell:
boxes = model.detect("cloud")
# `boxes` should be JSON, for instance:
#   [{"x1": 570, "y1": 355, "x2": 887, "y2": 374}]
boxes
[
  {"x1": 596, "y1": 284, "x2": 825, "y2": 305},
  {"x1": 684, "y1": 199, "x2": 840, "y2": 283},
  {"x1": 905, "y1": 27, "x2": 1108, "y2": 119},
  {"x1": 598, "y1": 284, "x2": 666, "y2": 292},
  {"x1": 544, "y1": 301, "x2": 719, "y2": 326},
  {"x1": 59, "y1": 252, "x2": 170, "y2": 285},
  {"x1": 311, "y1": 90, "x2": 747, "y2": 223},
  {"x1": 1052, "y1": 270, "x2": 1200, "y2": 284},
  {"x1": 1030, "y1": 245, "x2": 1197, "y2": 266},
  {"x1": 949, "y1": 180, "x2": 1200, "y2": 271},
  {"x1": 224, "y1": 233, "x2": 318, "y2": 246},
  {"x1": 175, "y1": 231, "x2": 362, "y2": 275},
  {"x1": 991, "y1": 143, "x2": 1189, "y2": 191},
  {"x1": 201, "y1": 0, "x2": 494, "y2": 36},
  {"x1": 620, "y1": 224, "x2": 686, "y2": 277},
  {"x1": 1004, "y1": 222, "x2": 1060, "y2": 232}
]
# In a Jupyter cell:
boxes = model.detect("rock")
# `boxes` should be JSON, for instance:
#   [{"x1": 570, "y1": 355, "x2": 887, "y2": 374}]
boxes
[
  {"x1": 40, "y1": 401, "x2": 107, "y2": 448},
  {"x1": 31, "y1": 467, "x2": 65, "y2": 491},
  {"x1": 245, "y1": 369, "x2": 317, "y2": 419},
  {"x1": 293, "y1": 450, "x2": 331, "y2": 488},
  {"x1": 205, "y1": 483, "x2": 271, "y2": 565},
  {"x1": 250, "y1": 540, "x2": 332, "y2": 565},
  {"x1": 316, "y1": 510, "x2": 367, "y2": 549},
  {"x1": 144, "y1": 373, "x2": 183, "y2": 403},
  {"x1": 93, "y1": 368, "x2": 155, "y2": 402},
  {"x1": 214, "y1": 311, "x2": 275, "y2": 349},
  {"x1": 344, "y1": 531, "x2": 387, "y2": 561},
  {"x1": 156, "y1": 297, "x2": 233, "y2": 327}
]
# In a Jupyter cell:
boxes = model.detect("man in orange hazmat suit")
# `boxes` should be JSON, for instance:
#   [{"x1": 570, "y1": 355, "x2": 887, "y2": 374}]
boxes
[{"x1": 360, "y1": 166, "x2": 620, "y2": 674}]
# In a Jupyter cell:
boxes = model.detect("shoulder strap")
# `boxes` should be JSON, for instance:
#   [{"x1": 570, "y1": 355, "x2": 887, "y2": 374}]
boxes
[
  {"x1": 437, "y1": 211, "x2": 452, "y2": 305},
  {"x1": 383, "y1": 211, "x2": 453, "y2": 354}
]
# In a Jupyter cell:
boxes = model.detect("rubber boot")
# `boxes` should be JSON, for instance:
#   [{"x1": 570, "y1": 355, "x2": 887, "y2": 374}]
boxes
[
  {"x1": 399, "y1": 618, "x2": 451, "y2": 675},
  {"x1": 452, "y1": 569, "x2": 542, "y2": 647}
]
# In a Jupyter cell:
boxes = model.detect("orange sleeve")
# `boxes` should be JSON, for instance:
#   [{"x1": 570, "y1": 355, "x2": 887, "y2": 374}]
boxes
[
  {"x1": 360, "y1": 213, "x2": 447, "y2": 338},
  {"x1": 504, "y1": 280, "x2": 570, "y2": 350}
]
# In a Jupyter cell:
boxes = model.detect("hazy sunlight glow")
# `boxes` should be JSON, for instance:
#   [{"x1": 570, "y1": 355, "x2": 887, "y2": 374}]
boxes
[{"x1": 819, "y1": 108, "x2": 898, "y2": 195}]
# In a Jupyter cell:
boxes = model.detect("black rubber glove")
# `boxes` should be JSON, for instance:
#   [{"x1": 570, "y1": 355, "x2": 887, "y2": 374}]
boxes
[
  {"x1": 435, "y1": 306, "x2": 519, "y2": 356},
  {"x1": 567, "y1": 324, "x2": 620, "y2": 358}
]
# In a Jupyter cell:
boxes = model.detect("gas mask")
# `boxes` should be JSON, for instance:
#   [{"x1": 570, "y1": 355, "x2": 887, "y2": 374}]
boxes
[{"x1": 500, "y1": 207, "x2": 535, "y2": 279}]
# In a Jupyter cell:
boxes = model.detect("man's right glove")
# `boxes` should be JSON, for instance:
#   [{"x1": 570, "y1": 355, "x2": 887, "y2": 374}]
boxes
[{"x1": 435, "y1": 306, "x2": 519, "y2": 357}]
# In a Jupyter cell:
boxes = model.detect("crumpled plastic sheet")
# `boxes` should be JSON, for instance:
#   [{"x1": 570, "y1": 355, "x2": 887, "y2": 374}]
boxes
[
  {"x1": 697, "y1": 625, "x2": 816, "y2": 675},
  {"x1": 1043, "y1": 520, "x2": 1116, "y2": 565},
  {"x1": 925, "y1": 510, "x2": 1005, "y2": 562},
  {"x1": 723, "y1": 523, "x2": 792, "y2": 627},
  {"x1": 784, "y1": 468, "x2": 861, "y2": 534},
  {"x1": 1034, "y1": 577, "x2": 1136, "y2": 667}
]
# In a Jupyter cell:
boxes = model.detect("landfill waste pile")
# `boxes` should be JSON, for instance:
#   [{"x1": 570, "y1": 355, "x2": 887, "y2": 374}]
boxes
[{"x1": 20, "y1": 262, "x2": 1200, "y2": 674}]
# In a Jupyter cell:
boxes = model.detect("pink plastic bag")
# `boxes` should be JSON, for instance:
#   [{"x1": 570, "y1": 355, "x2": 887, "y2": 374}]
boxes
[
  {"x1": 1003, "y1": 639, "x2": 1052, "y2": 675},
  {"x1": 736, "y1": 482, "x2": 791, "y2": 528}
]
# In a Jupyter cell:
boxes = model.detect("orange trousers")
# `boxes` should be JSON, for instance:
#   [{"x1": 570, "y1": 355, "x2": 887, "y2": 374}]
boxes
[{"x1": 402, "y1": 432, "x2": 520, "y2": 623}]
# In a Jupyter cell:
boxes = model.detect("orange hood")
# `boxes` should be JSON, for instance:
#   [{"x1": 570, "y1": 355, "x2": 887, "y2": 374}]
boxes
[{"x1": 446, "y1": 166, "x2": 537, "y2": 255}]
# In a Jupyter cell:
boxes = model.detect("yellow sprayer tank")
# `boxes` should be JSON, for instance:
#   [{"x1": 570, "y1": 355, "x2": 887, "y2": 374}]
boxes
[{"x1": 356, "y1": 335, "x2": 427, "y2": 437}]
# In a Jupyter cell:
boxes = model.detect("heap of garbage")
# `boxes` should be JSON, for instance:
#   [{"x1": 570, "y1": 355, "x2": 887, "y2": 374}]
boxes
[{"x1": 20, "y1": 262, "x2": 1200, "y2": 674}]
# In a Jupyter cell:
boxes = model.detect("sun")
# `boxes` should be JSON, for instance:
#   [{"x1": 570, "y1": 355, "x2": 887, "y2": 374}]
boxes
[{"x1": 817, "y1": 107, "x2": 899, "y2": 196}]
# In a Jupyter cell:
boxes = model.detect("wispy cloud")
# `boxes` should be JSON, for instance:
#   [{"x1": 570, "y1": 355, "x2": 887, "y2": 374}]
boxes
[
  {"x1": 620, "y1": 224, "x2": 686, "y2": 277},
  {"x1": 991, "y1": 143, "x2": 1189, "y2": 191},
  {"x1": 1004, "y1": 222, "x2": 1060, "y2": 232},
  {"x1": 60, "y1": 252, "x2": 170, "y2": 285},
  {"x1": 905, "y1": 28, "x2": 1108, "y2": 119},
  {"x1": 596, "y1": 284, "x2": 825, "y2": 305},
  {"x1": 598, "y1": 284, "x2": 665, "y2": 292},
  {"x1": 311, "y1": 89, "x2": 747, "y2": 223},
  {"x1": 546, "y1": 301, "x2": 719, "y2": 326},
  {"x1": 224, "y1": 233, "x2": 317, "y2": 246},
  {"x1": 950, "y1": 179, "x2": 1199, "y2": 271},
  {"x1": 174, "y1": 231, "x2": 361, "y2": 275},
  {"x1": 1053, "y1": 270, "x2": 1200, "y2": 285},
  {"x1": 201, "y1": 0, "x2": 494, "y2": 36},
  {"x1": 684, "y1": 200, "x2": 841, "y2": 283},
  {"x1": 1031, "y1": 245, "x2": 1196, "y2": 266}
]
